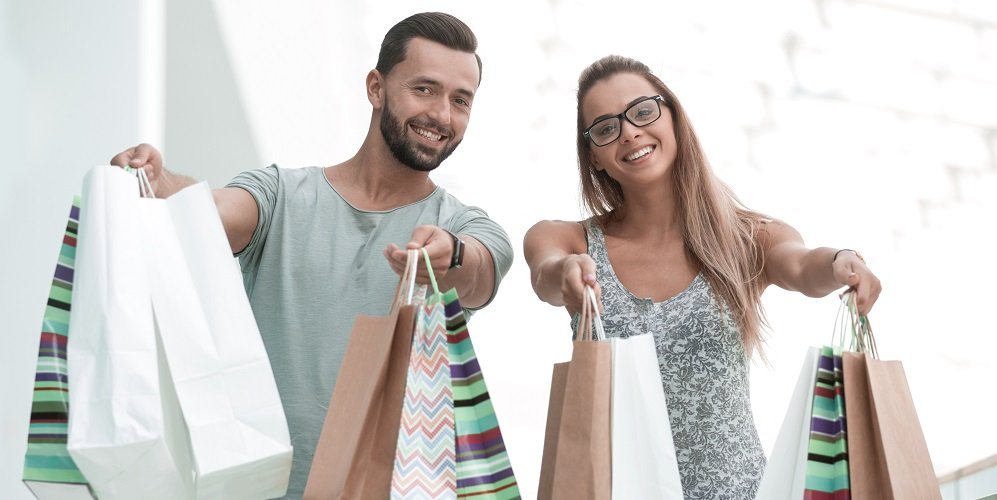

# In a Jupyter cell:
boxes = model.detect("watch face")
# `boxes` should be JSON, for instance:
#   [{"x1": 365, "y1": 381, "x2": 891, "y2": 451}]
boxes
[{"x1": 450, "y1": 233, "x2": 464, "y2": 269}]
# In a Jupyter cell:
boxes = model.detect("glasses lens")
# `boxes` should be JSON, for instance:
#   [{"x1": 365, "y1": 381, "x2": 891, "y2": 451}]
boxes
[
  {"x1": 588, "y1": 117, "x2": 621, "y2": 146},
  {"x1": 626, "y1": 97, "x2": 661, "y2": 126}
]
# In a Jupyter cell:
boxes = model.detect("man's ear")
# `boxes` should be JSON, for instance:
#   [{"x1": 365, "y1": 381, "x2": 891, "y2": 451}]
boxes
[{"x1": 366, "y1": 69, "x2": 384, "y2": 109}]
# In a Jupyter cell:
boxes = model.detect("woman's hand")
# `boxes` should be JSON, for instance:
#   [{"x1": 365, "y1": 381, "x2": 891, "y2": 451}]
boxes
[
  {"x1": 558, "y1": 253, "x2": 602, "y2": 316},
  {"x1": 831, "y1": 250, "x2": 881, "y2": 315}
]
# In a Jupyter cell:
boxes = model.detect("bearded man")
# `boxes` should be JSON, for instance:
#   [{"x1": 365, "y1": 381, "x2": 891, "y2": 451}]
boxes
[{"x1": 110, "y1": 12, "x2": 512, "y2": 498}]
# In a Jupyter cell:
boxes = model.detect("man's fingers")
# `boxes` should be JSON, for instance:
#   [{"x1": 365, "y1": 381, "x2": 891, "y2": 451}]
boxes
[
  {"x1": 383, "y1": 247, "x2": 408, "y2": 276},
  {"x1": 109, "y1": 152, "x2": 131, "y2": 167},
  {"x1": 110, "y1": 144, "x2": 157, "y2": 169},
  {"x1": 406, "y1": 225, "x2": 438, "y2": 248}
]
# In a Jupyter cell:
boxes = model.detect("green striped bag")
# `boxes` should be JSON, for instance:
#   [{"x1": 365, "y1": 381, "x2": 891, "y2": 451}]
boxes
[
  {"x1": 803, "y1": 345, "x2": 849, "y2": 500},
  {"x1": 22, "y1": 198, "x2": 96, "y2": 498},
  {"x1": 445, "y1": 291, "x2": 521, "y2": 499}
]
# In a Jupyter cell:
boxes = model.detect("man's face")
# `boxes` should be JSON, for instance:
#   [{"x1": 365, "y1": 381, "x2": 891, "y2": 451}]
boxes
[{"x1": 378, "y1": 38, "x2": 479, "y2": 172}]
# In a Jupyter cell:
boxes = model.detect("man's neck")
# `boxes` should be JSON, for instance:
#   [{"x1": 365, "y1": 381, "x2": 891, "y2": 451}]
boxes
[{"x1": 325, "y1": 140, "x2": 437, "y2": 211}]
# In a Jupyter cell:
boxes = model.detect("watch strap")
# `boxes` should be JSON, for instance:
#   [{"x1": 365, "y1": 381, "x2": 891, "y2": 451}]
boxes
[{"x1": 444, "y1": 230, "x2": 464, "y2": 269}]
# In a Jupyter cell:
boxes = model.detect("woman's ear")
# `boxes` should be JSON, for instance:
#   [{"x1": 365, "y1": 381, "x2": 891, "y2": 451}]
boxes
[
  {"x1": 366, "y1": 70, "x2": 384, "y2": 109},
  {"x1": 590, "y1": 152, "x2": 603, "y2": 171}
]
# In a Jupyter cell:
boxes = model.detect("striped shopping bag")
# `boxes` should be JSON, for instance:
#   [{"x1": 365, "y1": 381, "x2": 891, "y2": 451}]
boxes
[
  {"x1": 445, "y1": 289, "x2": 520, "y2": 499},
  {"x1": 804, "y1": 346, "x2": 849, "y2": 500},
  {"x1": 22, "y1": 198, "x2": 96, "y2": 499}
]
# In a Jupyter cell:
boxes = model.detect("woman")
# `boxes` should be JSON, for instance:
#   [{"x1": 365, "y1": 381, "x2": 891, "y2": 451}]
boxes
[{"x1": 524, "y1": 55, "x2": 881, "y2": 498}]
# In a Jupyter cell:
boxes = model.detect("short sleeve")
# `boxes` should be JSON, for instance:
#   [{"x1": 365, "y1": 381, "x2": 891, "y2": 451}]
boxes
[
  {"x1": 447, "y1": 207, "x2": 514, "y2": 310},
  {"x1": 226, "y1": 165, "x2": 278, "y2": 269}
]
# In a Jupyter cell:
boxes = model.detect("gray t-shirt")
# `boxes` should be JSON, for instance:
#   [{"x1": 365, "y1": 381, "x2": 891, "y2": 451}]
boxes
[{"x1": 227, "y1": 165, "x2": 513, "y2": 499}]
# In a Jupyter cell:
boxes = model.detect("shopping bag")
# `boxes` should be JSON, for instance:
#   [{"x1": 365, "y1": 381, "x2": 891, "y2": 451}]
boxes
[
  {"x1": 610, "y1": 332, "x2": 683, "y2": 499},
  {"x1": 755, "y1": 346, "x2": 821, "y2": 500},
  {"x1": 67, "y1": 165, "x2": 194, "y2": 499},
  {"x1": 842, "y1": 352, "x2": 883, "y2": 499},
  {"x1": 391, "y1": 249, "x2": 457, "y2": 499},
  {"x1": 537, "y1": 361, "x2": 569, "y2": 500},
  {"x1": 837, "y1": 295, "x2": 940, "y2": 500},
  {"x1": 445, "y1": 284, "x2": 520, "y2": 499},
  {"x1": 803, "y1": 346, "x2": 848, "y2": 499},
  {"x1": 539, "y1": 286, "x2": 611, "y2": 500},
  {"x1": 21, "y1": 198, "x2": 95, "y2": 499},
  {"x1": 303, "y1": 250, "x2": 421, "y2": 500},
  {"x1": 864, "y1": 359, "x2": 940, "y2": 499},
  {"x1": 137, "y1": 176, "x2": 292, "y2": 499}
]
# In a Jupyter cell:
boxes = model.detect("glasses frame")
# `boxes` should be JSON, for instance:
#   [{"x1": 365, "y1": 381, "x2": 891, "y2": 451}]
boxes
[{"x1": 583, "y1": 95, "x2": 665, "y2": 147}]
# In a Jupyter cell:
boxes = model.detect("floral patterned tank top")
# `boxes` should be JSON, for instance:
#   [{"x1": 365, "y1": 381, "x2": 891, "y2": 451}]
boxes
[{"x1": 572, "y1": 219, "x2": 766, "y2": 499}]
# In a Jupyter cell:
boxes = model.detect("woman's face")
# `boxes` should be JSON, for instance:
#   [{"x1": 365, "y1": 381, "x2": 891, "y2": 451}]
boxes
[{"x1": 581, "y1": 72, "x2": 678, "y2": 188}]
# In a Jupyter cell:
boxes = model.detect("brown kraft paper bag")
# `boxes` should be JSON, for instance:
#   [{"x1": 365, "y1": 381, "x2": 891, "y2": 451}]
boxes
[
  {"x1": 537, "y1": 362, "x2": 570, "y2": 500},
  {"x1": 843, "y1": 352, "x2": 941, "y2": 500},
  {"x1": 540, "y1": 287, "x2": 612, "y2": 500},
  {"x1": 842, "y1": 351, "x2": 886, "y2": 500}
]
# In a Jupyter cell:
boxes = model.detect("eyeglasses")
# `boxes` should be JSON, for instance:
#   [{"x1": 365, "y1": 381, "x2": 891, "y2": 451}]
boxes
[{"x1": 583, "y1": 95, "x2": 665, "y2": 147}]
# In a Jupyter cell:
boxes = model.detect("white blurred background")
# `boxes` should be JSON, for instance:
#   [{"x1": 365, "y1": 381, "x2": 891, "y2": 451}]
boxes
[{"x1": 2, "y1": 0, "x2": 996, "y2": 498}]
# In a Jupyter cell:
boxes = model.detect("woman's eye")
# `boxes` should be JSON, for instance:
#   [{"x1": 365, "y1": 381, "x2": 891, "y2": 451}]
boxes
[{"x1": 597, "y1": 124, "x2": 618, "y2": 136}]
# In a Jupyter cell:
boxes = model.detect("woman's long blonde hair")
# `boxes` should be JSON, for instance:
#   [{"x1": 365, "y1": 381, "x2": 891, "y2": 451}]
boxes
[{"x1": 577, "y1": 55, "x2": 769, "y2": 355}]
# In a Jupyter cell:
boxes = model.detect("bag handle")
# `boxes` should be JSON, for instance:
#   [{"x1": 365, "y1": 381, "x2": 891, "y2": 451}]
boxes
[
  {"x1": 420, "y1": 248, "x2": 442, "y2": 297},
  {"x1": 122, "y1": 166, "x2": 157, "y2": 199},
  {"x1": 832, "y1": 291, "x2": 878, "y2": 357},
  {"x1": 390, "y1": 249, "x2": 421, "y2": 313},
  {"x1": 137, "y1": 169, "x2": 156, "y2": 199},
  {"x1": 574, "y1": 286, "x2": 606, "y2": 342},
  {"x1": 389, "y1": 248, "x2": 443, "y2": 313}
]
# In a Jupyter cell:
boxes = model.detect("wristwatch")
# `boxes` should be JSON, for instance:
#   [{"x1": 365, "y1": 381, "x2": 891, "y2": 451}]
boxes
[{"x1": 444, "y1": 230, "x2": 465, "y2": 269}]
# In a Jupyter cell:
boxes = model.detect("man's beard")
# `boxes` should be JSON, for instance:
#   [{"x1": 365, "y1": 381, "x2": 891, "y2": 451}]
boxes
[{"x1": 379, "y1": 96, "x2": 460, "y2": 172}]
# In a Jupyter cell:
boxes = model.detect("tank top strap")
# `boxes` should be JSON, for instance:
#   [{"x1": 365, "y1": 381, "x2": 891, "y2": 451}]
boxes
[{"x1": 582, "y1": 218, "x2": 610, "y2": 267}]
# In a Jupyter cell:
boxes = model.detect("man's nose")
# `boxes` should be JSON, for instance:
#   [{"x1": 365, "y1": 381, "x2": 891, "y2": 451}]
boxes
[{"x1": 426, "y1": 97, "x2": 452, "y2": 126}]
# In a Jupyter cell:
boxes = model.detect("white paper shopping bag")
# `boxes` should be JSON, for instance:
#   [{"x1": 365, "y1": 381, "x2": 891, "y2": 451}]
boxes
[
  {"x1": 67, "y1": 165, "x2": 194, "y2": 499},
  {"x1": 754, "y1": 346, "x2": 821, "y2": 500},
  {"x1": 610, "y1": 334, "x2": 684, "y2": 499},
  {"x1": 139, "y1": 181, "x2": 292, "y2": 499}
]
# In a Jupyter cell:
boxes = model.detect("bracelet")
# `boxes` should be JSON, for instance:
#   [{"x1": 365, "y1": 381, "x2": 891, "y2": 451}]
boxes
[{"x1": 833, "y1": 248, "x2": 865, "y2": 263}]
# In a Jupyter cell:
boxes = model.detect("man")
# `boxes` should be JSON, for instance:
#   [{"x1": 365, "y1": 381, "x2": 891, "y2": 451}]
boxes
[{"x1": 111, "y1": 12, "x2": 512, "y2": 498}]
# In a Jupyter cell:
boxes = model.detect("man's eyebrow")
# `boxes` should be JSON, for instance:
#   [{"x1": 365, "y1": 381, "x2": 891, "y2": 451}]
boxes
[
  {"x1": 409, "y1": 76, "x2": 441, "y2": 88},
  {"x1": 590, "y1": 95, "x2": 652, "y2": 124}
]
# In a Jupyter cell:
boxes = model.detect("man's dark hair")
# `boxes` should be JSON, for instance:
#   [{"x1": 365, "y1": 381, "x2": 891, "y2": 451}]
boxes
[{"x1": 375, "y1": 12, "x2": 482, "y2": 84}]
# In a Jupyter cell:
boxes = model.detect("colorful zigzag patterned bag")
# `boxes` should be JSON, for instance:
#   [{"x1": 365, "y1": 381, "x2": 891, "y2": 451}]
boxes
[
  {"x1": 390, "y1": 249, "x2": 520, "y2": 500},
  {"x1": 391, "y1": 263, "x2": 457, "y2": 499}
]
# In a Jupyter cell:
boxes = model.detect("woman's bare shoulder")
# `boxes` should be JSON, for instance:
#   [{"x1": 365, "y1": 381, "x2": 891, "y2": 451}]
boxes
[{"x1": 525, "y1": 219, "x2": 589, "y2": 254}]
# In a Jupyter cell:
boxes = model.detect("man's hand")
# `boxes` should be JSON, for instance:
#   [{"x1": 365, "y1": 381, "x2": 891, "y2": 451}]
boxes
[
  {"x1": 383, "y1": 225, "x2": 454, "y2": 284},
  {"x1": 109, "y1": 143, "x2": 193, "y2": 198}
]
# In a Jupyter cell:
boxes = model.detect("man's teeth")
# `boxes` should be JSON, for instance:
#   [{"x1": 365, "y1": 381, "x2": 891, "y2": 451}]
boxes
[
  {"x1": 413, "y1": 126, "x2": 443, "y2": 141},
  {"x1": 625, "y1": 146, "x2": 653, "y2": 161}
]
